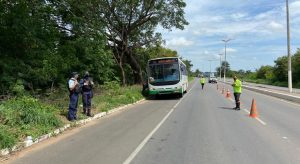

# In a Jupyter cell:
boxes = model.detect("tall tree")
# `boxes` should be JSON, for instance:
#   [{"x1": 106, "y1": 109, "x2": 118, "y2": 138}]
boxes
[
  {"x1": 181, "y1": 58, "x2": 193, "y2": 75},
  {"x1": 215, "y1": 61, "x2": 231, "y2": 77},
  {"x1": 256, "y1": 65, "x2": 274, "y2": 80},
  {"x1": 0, "y1": 0, "x2": 114, "y2": 94},
  {"x1": 273, "y1": 56, "x2": 288, "y2": 82},
  {"x1": 97, "y1": 0, "x2": 189, "y2": 85},
  {"x1": 292, "y1": 49, "x2": 300, "y2": 83}
]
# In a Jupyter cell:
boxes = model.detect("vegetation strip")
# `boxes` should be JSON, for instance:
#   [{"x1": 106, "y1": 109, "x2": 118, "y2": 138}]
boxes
[
  {"x1": 0, "y1": 98, "x2": 145, "y2": 156},
  {"x1": 0, "y1": 82, "x2": 145, "y2": 154}
]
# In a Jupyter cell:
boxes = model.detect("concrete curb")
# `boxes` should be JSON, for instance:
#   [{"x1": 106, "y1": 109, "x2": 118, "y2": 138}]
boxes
[
  {"x1": 219, "y1": 81, "x2": 300, "y2": 104},
  {"x1": 0, "y1": 98, "x2": 145, "y2": 157}
]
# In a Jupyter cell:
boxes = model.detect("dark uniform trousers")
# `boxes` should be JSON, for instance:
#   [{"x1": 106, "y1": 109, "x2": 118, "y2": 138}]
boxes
[
  {"x1": 68, "y1": 92, "x2": 79, "y2": 121},
  {"x1": 82, "y1": 91, "x2": 92, "y2": 114},
  {"x1": 234, "y1": 93, "x2": 241, "y2": 108}
]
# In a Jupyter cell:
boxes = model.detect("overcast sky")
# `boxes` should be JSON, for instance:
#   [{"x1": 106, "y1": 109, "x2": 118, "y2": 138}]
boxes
[{"x1": 159, "y1": 0, "x2": 300, "y2": 72}]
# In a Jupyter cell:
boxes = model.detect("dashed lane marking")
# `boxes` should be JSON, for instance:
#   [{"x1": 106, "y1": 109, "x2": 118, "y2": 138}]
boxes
[
  {"x1": 222, "y1": 91, "x2": 267, "y2": 126},
  {"x1": 123, "y1": 81, "x2": 197, "y2": 164}
]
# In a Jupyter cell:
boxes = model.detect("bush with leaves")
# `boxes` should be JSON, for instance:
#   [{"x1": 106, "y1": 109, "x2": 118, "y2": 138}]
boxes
[
  {"x1": 0, "y1": 96, "x2": 63, "y2": 148},
  {"x1": 0, "y1": 125, "x2": 17, "y2": 149}
]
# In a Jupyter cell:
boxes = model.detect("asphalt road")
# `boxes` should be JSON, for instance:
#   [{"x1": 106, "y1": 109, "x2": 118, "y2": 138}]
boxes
[{"x1": 8, "y1": 79, "x2": 300, "y2": 164}]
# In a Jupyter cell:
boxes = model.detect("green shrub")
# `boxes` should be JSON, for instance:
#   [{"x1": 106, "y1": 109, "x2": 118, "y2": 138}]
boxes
[
  {"x1": 0, "y1": 125, "x2": 17, "y2": 149},
  {"x1": 0, "y1": 97, "x2": 62, "y2": 127},
  {"x1": 0, "y1": 96, "x2": 63, "y2": 148},
  {"x1": 295, "y1": 82, "x2": 300, "y2": 88},
  {"x1": 11, "y1": 80, "x2": 26, "y2": 96},
  {"x1": 103, "y1": 81, "x2": 121, "y2": 91}
]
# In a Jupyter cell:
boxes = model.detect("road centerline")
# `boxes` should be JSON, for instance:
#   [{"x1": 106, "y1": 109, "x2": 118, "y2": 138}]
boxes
[{"x1": 123, "y1": 81, "x2": 197, "y2": 164}]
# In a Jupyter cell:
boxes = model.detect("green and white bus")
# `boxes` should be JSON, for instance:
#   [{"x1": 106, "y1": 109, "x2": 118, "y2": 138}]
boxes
[{"x1": 147, "y1": 57, "x2": 188, "y2": 97}]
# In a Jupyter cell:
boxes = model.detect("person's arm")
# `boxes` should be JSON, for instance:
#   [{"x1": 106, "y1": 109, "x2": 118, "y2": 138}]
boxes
[
  {"x1": 235, "y1": 80, "x2": 242, "y2": 87},
  {"x1": 69, "y1": 79, "x2": 78, "y2": 91},
  {"x1": 232, "y1": 81, "x2": 236, "y2": 87}
]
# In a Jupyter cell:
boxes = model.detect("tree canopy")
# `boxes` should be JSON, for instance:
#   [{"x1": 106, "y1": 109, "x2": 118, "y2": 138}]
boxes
[{"x1": 0, "y1": 0, "x2": 189, "y2": 94}]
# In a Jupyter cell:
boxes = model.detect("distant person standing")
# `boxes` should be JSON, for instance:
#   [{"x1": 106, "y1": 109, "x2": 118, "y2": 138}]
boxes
[
  {"x1": 232, "y1": 76, "x2": 242, "y2": 110},
  {"x1": 200, "y1": 76, "x2": 206, "y2": 90},
  {"x1": 68, "y1": 72, "x2": 80, "y2": 121},
  {"x1": 80, "y1": 71, "x2": 94, "y2": 117}
]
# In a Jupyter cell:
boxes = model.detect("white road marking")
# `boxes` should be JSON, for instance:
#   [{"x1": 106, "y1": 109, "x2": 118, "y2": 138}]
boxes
[
  {"x1": 241, "y1": 108, "x2": 267, "y2": 126},
  {"x1": 223, "y1": 82, "x2": 300, "y2": 109},
  {"x1": 123, "y1": 81, "x2": 197, "y2": 164},
  {"x1": 269, "y1": 96, "x2": 300, "y2": 109},
  {"x1": 255, "y1": 118, "x2": 267, "y2": 126},
  {"x1": 245, "y1": 85, "x2": 300, "y2": 99},
  {"x1": 222, "y1": 91, "x2": 267, "y2": 126}
]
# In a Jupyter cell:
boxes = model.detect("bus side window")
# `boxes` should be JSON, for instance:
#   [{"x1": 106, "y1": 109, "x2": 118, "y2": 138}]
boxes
[
  {"x1": 180, "y1": 65, "x2": 184, "y2": 72},
  {"x1": 181, "y1": 64, "x2": 187, "y2": 75}
]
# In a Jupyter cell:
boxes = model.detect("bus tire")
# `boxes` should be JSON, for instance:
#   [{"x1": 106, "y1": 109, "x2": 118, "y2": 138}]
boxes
[
  {"x1": 178, "y1": 92, "x2": 183, "y2": 98},
  {"x1": 183, "y1": 84, "x2": 187, "y2": 93}
]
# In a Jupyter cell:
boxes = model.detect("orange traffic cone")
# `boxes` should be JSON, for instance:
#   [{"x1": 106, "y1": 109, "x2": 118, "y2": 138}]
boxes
[
  {"x1": 226, "y1": 89, "x2": 231, "y2": 98},
  {"x1": 249, "y1": 99, "x2": 258, "y2": 118}
]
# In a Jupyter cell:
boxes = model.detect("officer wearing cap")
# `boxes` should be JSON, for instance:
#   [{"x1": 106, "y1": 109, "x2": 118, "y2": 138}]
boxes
[
  {"x1": 68, "y1": 72, "x2": 80, "y2": 121},
  {"x1": 232, "y1": 76, "x2": 242, "y2": 110},
  {"x1": 80, "y1": 71, "x2": 94, "y2": 116}
]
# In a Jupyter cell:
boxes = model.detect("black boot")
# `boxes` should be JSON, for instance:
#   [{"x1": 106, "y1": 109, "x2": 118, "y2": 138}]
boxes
[
  {"x1": 236, "y1": 102, "x2": 240, "y2": 110},
  {"x1": 87, "y1": 109, "x2": 93, "y2": 117},
  {"x1": 82, "y1": 108, "x2": 87, "y2": 114}
]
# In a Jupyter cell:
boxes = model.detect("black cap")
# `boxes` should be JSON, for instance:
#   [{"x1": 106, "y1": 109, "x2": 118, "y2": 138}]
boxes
[{"x1": 71, "y1": 72, "x2": 79, "y2": 77}]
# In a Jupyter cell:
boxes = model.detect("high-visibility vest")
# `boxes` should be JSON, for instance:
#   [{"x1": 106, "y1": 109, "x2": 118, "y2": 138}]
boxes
[
  {"x1": 233, "y1": 79, "x2": 242, "y2": 93},
  {"x1": 200, "y1": 78, "x2": 205, "y2": 84}
]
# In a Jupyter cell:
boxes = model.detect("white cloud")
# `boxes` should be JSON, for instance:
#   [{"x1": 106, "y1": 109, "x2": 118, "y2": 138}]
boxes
[
  {"x1": 226, "y1": 48, "x2": 237, "y2": 53},
  {"x1": 158, "y1": 0, "x2": 300, "y2": 72},
  {"x1": 231, "y1": 13, "x2": 248, "y2": 20},
  {"x1": 290, "y1": 1, "x2": 300, "y2": 16},
  {"x1": 166, "y1": 37, "x2": 194, "y2": 47},
  {"x1": 268, "y1": 21, "x2": 285, "y2": 32}
]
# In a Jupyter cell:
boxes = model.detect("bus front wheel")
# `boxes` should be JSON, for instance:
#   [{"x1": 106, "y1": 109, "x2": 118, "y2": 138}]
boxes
[{"x1": 178, "y1": 89, "x2": 183, "y2": 98}]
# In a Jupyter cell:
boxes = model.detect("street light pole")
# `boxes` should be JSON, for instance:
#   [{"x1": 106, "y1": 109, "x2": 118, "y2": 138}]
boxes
[
  {"x1": 222, "y1": 39, "x2": 232, "y2": 82},
  {"x1": 219, "y1": 54, "x2": 222, "y2": 80},
  {"x1": 209, "y1": 60, "x2": 212, "y2": 74},
  {"x1": 286, "y1": 0, "x2": 293, "y2": 93}
]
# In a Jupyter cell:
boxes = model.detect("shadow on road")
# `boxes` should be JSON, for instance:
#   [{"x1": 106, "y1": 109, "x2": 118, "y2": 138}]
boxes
[
  {"x1": 219, "y1": 107, "x2": 236, "y2": 111},
  {"x1": 145, "y1": 94, "x2": 182, "y2": 100}
]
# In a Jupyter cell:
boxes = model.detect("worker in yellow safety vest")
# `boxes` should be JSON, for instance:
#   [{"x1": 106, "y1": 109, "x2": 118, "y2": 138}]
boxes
[
  {"x1": 200, "y1": 76, "x2": 206, "y2": 90},
  {"x1": 232, "y1": 76, "x2": 242, "y2": 110}
]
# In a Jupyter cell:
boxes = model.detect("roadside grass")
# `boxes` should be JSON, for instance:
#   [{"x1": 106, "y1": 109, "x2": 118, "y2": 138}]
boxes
[
  {"x1": 93, "y1": 84, "x2": 144, "y2": 113},
  {"x1": 0, "y1": 83, "x2": 144, "y2": 150},
  {"x1": 188, "y1": 76, "x2": 195, "y2": 82},
  {"x1": 0, "y1": 97, "x2": 63, "y2": 149},
  {"x1": 244, "y1": 79, "x2": 300, "y2": 88}
]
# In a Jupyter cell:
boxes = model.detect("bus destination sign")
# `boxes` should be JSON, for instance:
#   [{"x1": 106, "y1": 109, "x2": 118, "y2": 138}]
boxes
[{"x1": 149, "y1": 58, "x2": 178, "y2": 64}]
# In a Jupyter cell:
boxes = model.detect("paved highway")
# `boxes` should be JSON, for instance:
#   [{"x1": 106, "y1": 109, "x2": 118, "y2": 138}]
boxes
[
  {"x1": 226, "y1": 79, "x2": 300, "y2": 95},
  {"x1": 8, "y1": 79, "x2": 300, "y2": 164}
]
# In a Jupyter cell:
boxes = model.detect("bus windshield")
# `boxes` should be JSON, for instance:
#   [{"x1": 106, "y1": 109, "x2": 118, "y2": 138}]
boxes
[{"x1": 149, "y1": 63, "x2": 180, "y2": 85}]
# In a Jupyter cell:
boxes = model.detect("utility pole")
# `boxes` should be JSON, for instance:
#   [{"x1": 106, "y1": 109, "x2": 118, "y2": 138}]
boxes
[
  {"x1": 219, "y1": 54, "x2": 222, "y2": 80},
  {"x1": 222, "y1": 39, "x2": 232, "y2": 82},
  {"x1": 286, "y1": 0, "x2": 293, "y2": 93},
  {"x1": 208, "y1": 59, "x2": 218, "y2": 77},
  {"x1": 209, "y1": 60, "x2": 212, "y2": 74}
]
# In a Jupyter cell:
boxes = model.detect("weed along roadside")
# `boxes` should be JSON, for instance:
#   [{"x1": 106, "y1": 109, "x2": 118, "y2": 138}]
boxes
[{"x1": 0, "y1": 82, "x2": 145, "y2": 157}]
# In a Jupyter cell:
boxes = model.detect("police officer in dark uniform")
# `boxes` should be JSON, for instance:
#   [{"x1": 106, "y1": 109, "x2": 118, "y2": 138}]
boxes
[
  {"x1": 68, "y1": 72, "x2": 80, "y2": 121},
  {"x1": 80, "y1": 71, "x2": 94, "y2": 117}
]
